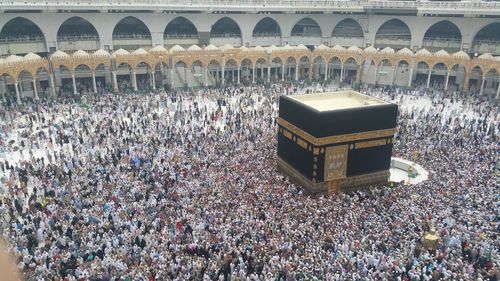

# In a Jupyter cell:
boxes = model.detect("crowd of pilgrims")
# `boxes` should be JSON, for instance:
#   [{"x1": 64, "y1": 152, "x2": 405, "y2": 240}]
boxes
[{"x1": 0, "y1": 82, "x2": 498, "y2": 281}]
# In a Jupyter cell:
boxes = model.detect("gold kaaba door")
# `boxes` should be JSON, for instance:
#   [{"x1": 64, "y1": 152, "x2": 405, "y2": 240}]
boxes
[
  {"x1": 327, "y1": 180, "x2": 341, "y2": 194},
  {"x1": 324, "y1": 145, "x2": 348, "y2": 193}
]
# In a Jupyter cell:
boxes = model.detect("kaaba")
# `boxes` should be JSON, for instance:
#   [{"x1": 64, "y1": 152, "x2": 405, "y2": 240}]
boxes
[{"x1": 277, "y1": 90, "x2": 398, "y2": 194}]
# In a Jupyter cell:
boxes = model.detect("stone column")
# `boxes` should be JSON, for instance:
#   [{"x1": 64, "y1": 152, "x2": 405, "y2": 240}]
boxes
[
  {"x1": 340, "y1": 63, "x2": 344, "y2": 83},
  {"x1": 50, "y1": 74, "x2": 57, "y2": 96},
  {"x1": 237, "y1": 67, "x2": 240, "y2": 84},
  {"x1": 444, "y1": 71, "x2": 450, "y2": 91},
  {"x1": 392, "y1": 65, "x2": 398, "y2": 86},
  {"x1": 308, "y1": 63, "x2": 313, "y2": 80},
  {"x1": 267, "y1": 65, "x2": 271, "y2": 83},
  {"x1": 426, "y1": 70, "x2": 431, "y2": 88},
  {"x1": 92, "y1": 73, "x2": 97, "y2": 93},
  {"x1": 496, "y1": 77, "x2": 500, "y2": 99},
  {"x1": 295, "y1": 64, "x2": 299, "y2": 80},
  {"x1": 15, "y1": 82, "x2": 21, "y2": 104},
  {"x1": 463, "y1": 71, "x2": 470, "y2": 92},
  {"x1": 324, "y1": 63, "x2": 328, "y2": 81},
  {"x1": 221, "y1": 66, "x2": 225, "y2": 85},
  {"x1": 112, "y1": 71, "x2": 118, "y2": 93},
  {"x1": 282, "y1": 64, "x2": 285, "y2": 81},
  {"x1": 132, "y1": 71, "x2": 138, "y2": 91},
  {"x1": 355, "y1": 64, "x2": 362, "y2": 82},
  {"x1": 479, "y1": 76, "x2": 485, "y2": 95},
  {"x1": 71, "y1": 74, "x2": 77, "y2": 95},
  {"x1": 32, "y1": 79, "x2": 38, "y2": 100},
  {"x1": 170, "y1": 69, "x2": 174, "y2": 87},
  {"x1": 252, "y1": 66, "x2": 255, "y2": 84},
  {"x1": 204, "y1": 68, "x2": 208, "y2": 87},
  {"x1": 408, "y1": 67, "x2": 413, "y2": 87},
  {"x1": 152, "y1": 71, "x2": 156, "y2": 90}
]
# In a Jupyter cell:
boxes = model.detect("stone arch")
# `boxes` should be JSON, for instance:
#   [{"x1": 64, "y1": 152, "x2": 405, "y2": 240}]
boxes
[
  {"x1": 482, "y1": 68, "x2": 499, "y2": 96},
  {"x1": 116, "y1": 62, "x2": 133, "y2": 91},
  {"x1": 342, "y1": 56, "x2": 359, "y2": 65},
  {"x1": 471, "y1": 22, "x2": 500, "y2": 55},
  {"x1": 0, "y1": 73, "x2": 18, "y2": 102},
  {"x1": 253, "y1": 17, "x2": 282, "y2": 38},
  {"x1": 469, "y1": 65, "x2": 484, "y2": 93},
  {"x1": 136, "y1": 61, "x2": 152, "y2": 71},
  {"x1": 112, "y1": 16, "x2": 152, "y2": 50},
  {"x1": 284, "y1": 56, "x2": 297, "y2": 80},
  {"x1": 57, "y1": 16, "x2": 100, "y2": 40},
  {"x1": 393, "y1": 59, "x2": 412, "y2": 87},
  {"x1": 423, "y1": 20, "x2": 462, "y2": 52},
  {"x1": 343, "y1": 57, "x2": 358, "y2": 84},
  {"x1": 327, "y1": 56, "x2": 342, "y2": 81},
  {"x1": 298, "y1": 55, "x2": 311, "y2": 80},
  {"x1": 332, "y1": 18, "x2": 364, "y2": 39},
  {"x1": 74, "y1": 64, "x2": 93, "y2": 92},
  {"x1": 0, "y1": 17, "x2": 45, "y2": 42},
  {"x1": 449, "y1": 63, "x2": 468, "y2": 91},
  {"x1": 270, "y1": 57, "x2": 284, "y2": 82},
  {"x1": 291, "y1": 18, "x2": 322, "y2": 37},
  {"x1": 207, "y1": 59, "x2": 221, "y2": 83},
  {"x1": 94, "y1": 63, "x2": 109, "y2": 91},
  {"x1": 430, "y1": 62, "x2": 448, "y2": 89},
  {"x1": 192, "y1": 59, "x2": 204, "y2": 69},
  {"x1": 224, "y1": 58, "x2": 238, "y2": 68},
  {"x1": 34, "y1": 66, "x2": 50, "y2": 97},
  {"x1": 210, "y1": 17, "x2": 242, "y2": 39},
  {"x1": 415, "y1": 61, "x2": 430, "y2": 86},
  {"x1": 374, "y1": 19, "x2": 411, "y2": 49},
  {"x1": 164, "y1": 17, "x2": 198, "y2": 39},
  {"x1": 312, "y1": 55, "x2": 327, "y2": 80},
  {"x1": 18, "y1": 70, "x2": 34, "y2": 95},
  {"x1": 113, "y1": 16, "x2": 151, "y2": 39},
  {"x1": 0, "y1": 17, "x2": 47, "y2": 54},
  {"x1": 255, "y1": 58, "x2": 268, "y2": 82},
  {"x1": 223, "y1": 58, "x2": 238, "y2": 84},
  {"x1": 240, "y1": 58, "x2": 253, "y2": 82}
]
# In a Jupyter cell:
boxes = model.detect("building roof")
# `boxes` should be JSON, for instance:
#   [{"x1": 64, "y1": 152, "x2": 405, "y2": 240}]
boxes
[
  {"x1": 93, "y1": 49, "x2": 110, "y2": 56},
  {"x1": 434, "y1": 49, "x2": 450, "y2": 57},
  {"x1": 363, "y1": 46, "x2": 378, "y2": 54},
  {"x1": 150, "y1": 45, "x2": 168, "y2": 53},
  {"x1": 132, "y1": 48, "x2": 148, "y2": 55},
  {"x1": 397, "y1": 48, "x2": 413, "y2": 56},
  {"x1": 415, "y1": 48, "x2": 432, "y2": 56},
  {"x1": 289, "y1": 90, "x2": 388, "y2": 112},
  {"x1": 5, "y1": 55, "x2": 23, "y2": 63},
  {"x1": 347, "y1": 46, "x2": 362, "y2": 53},
  {"x1": 169, "y1": 45, "x2": 185, "y2": 52},
  {"x1": 380, "y1": 47, "x2": 394, "y2": 54},
  {"x1": 73, "y1": 50, "x2": 90, "y2": 57},
  {"x1": 187, "y1": 45, "x2": 202, "y2": 51},
  {"x1": 452, "y1": 50, "x2": 470, "y2": 60},
  {"x1": 51, "y1": 50, "x2": 70, "y2": 59},
  {"x1": 204, "y1": 44, "x2": 219, "y2": 51},
  {"x1": 24, "y1": 52, "x2": 42, "y2": 60},
  {"x1": 112, "y1": 49, "x2": 129, "y2": 57},
  {"x1": 220, "y1": 44, "x2": 233, "y2": 52}
]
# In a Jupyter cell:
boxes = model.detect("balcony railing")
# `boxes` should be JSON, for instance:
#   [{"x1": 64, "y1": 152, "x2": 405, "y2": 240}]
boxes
[
  {"x1": 112, "y1": 34, "x2": 152, "y2": 40},
  {"x1": 1, "y1": 0, "x2": 500, "y2": 11},
  {"x1": 164, "y1": 34, "x2": 198, "y2": 39},
  {"x1": 0, "y1": 36, "x2": 44, "y2": 43},
  {"x1": 210, "y1": 33, "x2": 241, "y2": 39},
  {"x1": 57, "y1": 35, "x2": 100, "y2": 41}
]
